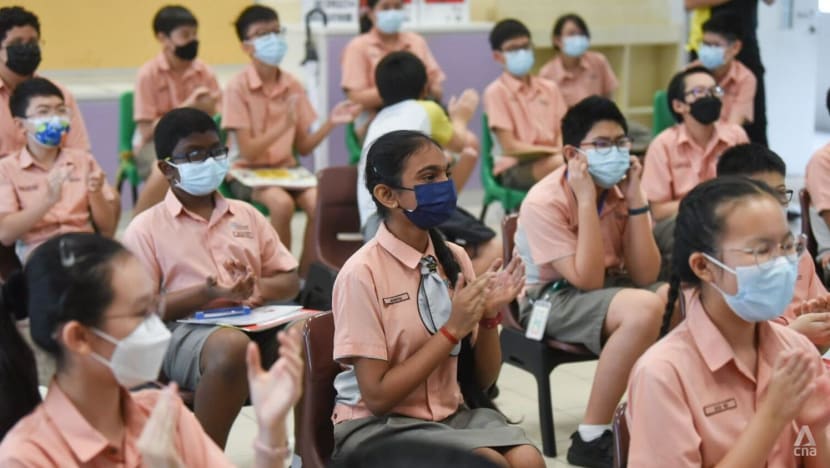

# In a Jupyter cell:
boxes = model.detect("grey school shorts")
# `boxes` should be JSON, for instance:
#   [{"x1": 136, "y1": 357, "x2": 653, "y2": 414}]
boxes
[{"x1": 519, "y1": 276, "x2": 664, "y2": 355}]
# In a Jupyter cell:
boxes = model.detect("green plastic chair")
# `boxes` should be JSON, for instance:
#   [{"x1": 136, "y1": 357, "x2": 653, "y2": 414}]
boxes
[
  {"x1": 346, "y1": 122, "x2": 362, "y2": 166},
  {"x1": 479, "y1": 114, "x2": 528, "y2": 221},
  {"x1": 652, "y1": 90, "x2": 676, "y2": 136},
  {"x1": 116, "y1": 91, "x2": 140, "y2": 204}
]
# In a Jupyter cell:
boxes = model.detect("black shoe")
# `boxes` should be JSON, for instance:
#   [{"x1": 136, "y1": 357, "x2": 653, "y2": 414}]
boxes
[{"x1": 566, "y1": 430, "x2": 613, "y2": 468}]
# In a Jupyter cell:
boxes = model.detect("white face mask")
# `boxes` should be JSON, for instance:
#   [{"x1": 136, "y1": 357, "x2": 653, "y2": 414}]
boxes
[
  {"x1": 169, "y1": 157, "x2": 229, "y2": 196},
  {"x1": 91, "y1": 314, "x2": 171, "y2": 388}
]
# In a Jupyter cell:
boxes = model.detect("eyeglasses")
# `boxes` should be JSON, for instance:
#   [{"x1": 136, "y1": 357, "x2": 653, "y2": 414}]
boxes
[
  {"x1": 721, "y1": 233, "x2": 806, "y2": 269},
  {"x1": 167, "y1": 146, "x2": 229, "y2": 164},
  {"x1": 246, "y1": 27, "x2": 286, "y2": 41},
  {"x1": 502, "y1": 43, "x2": 533, "y2": 53},
  {"x1": 579, "y1": 137, "x2": 632, "y2": 155},
  {"x1": 104, "y1": 295, "x2": 167, "y2": 321},
  {"x1": 25, "y1": 106, "x2": 71, "y2": 120},
  {"x1": 776, "y1": 188, "x2": 794, "y2": 205},
  {"x1": 684, "y1": 85, "x2": 724, "y2": 100}
]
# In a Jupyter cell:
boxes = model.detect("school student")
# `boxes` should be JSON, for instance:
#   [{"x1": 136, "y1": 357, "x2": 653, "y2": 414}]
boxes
[
  {"x1": 642, "y1": 66, "x2": 748, "y2": 278},
  {"x1": 688, "y1": 13, "x2": 757, "y2": 126},
  {"x1": 122, "y1": 108, "x2": 301, "y2": 448},
  {"x1": 484, "y1": 19, "x2": 567, "y2": 191},
  {"x1": 0, "y1": 6, "x2": 89, "y2": 158},
  {"x1": 356, "y1": 51, "x2": 499, "y2": 275},
  {"x1": 342, "y1": 0, "x2": 445, "y2": 116},
  {"x1": 0, "y1": 233, "x2": 304, "y2": 467},
  {"x1": 805, "y1": 89, "x2": 830, "y2": 271},
  {"x1": 538, "y1": 13, "x2": 618, "y2": 108},
  {"x1": 132, "y1": 5, "x2": 221, "y2": 185},
  {"x1": 714, "y1": 143, "x2": 830, "y2": 347},
  {"x1": 222, "y1": 5, "x2": 360, "y2": 272},
  {"x1": 0, "y1": 78, "x2": 119, "y2": 261},
  {"x1": 514, "y1": 96, "x2": 665, "y2": 467},
  {"x1": 629, "y1": 177, "x2": 830, "y2": 467},
  {"x1": 331, "y1": 130, "x2": 544, "y2": 467}
]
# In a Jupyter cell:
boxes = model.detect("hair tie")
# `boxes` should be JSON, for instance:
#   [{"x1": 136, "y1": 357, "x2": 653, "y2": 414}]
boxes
[{"x1": 59, "y1": 237, "x2": 76, "y2": 268}]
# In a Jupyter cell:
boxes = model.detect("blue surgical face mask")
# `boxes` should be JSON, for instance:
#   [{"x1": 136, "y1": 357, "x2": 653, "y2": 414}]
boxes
[
  {"x1": 399, "y1": 179, "x2": 457, "y2": 230},
  {"x1": 504, "y1": 48, "x2": 535, "y2": 77},
  {"x1": 251, "y1": 33, "x2": 287, "y2": 67},
  {"x1": 703, "y1": 253, "x2": 798, "y2": 322},
  {"x1": 698, "y1": 44, "x2": 726, "y2": 70},
  {"x1": 579, "y1": 147, "x2": 631, "y2": 189},
  {"x1": 169, "y1": 157, "x2": 229, "y2": 196},
  {"x1": 28, "y1": 115, "x2": 70, "y2": 147},
  {"x1": 376, "y1": 9, "x2": 406, "y2": 34},
  {"x1": 562, "y1": 35, "x2": 590, "y2": 58}
]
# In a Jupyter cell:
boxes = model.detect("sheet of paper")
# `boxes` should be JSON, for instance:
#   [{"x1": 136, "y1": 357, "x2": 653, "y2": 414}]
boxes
[{"x1": 177, "y1": 305, "x2": 303, "y2": 327}]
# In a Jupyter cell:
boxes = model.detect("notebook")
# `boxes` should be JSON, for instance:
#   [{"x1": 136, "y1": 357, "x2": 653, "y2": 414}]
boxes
[
  {"x1": 177, "y1": 305, "x2": 310, "y2": 332},
  {"x1": 229, "y1": 167, "x2": 317, "y2": 189}
]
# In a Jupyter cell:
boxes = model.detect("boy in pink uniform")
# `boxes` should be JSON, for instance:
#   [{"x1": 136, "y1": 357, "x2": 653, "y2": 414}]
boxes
[
  {"x1": 715, "y1": 143, "x2": 830, "y2": 348},
  {"x1": 515, "y1": 96, "x2": 666, "y2": 467},
  {"x1": 122, "y1": 108, "x2": 301, "y2": 448},
  {"x1": 0, "y1": 78, "x2": 118, "y2": 261},
  {"x1": 538, "y1": 13, "x2": 618, "y2": 108},
  {"x1": 0, "y1": 6, "x2": 89, "y2": 159},
  {"x1": 689, "y1": 13, "x2": 757, "y2": 126},
  {"x1": 483, "y1": 19, "x2": 567, "y2": 191},
  {"x1": 222, "y1": 5, "x2": 359, "y2": 273},
  {"x1": 132, "y1": 5, "x2": 221, "y2": 184},
  {"x1": 632, "y1": 177, "x2": 830, "y2": 467},
  {"x1": 643, "y1": 66, "x2": 748, "y2": 279}
]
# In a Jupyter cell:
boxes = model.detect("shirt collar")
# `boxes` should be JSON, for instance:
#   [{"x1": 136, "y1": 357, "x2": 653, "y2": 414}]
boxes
[
  {"x1": 367, "y1": 28, "x2": 411, "y2": 50},
  {"x1": 685, "y1": 289, "x2": 784, "y2": 378},
  {"x1": 552, "y1": 55, "x2": 589, "y2": 78},
  {"x1": 721, "y1": 60, "x2": 740, "y2": 86},
  {"x1": 375, "y1": 222, "x2": 437, "y2": 270},
  {"x1": 42, "y1": 382, "x2": 146, "y2": 463},
  {"x1": 499, "y1": 72, "x2": 541, "y2": 95},
  {"x1": 18, "y1": 146, "x2": 68, "y2": 170},
  {"x1": 155, "y1": 52, "x2": 171, "y2": 72},
  {"x1": 244, "y1": 63, "x2": 289, "y2": 96},
  {"x1": 163, "y1": 189, "x2": 234, "y2": 221},
  {"x1": 676, "y1": 121, "x2": 729, "y2": 148}
]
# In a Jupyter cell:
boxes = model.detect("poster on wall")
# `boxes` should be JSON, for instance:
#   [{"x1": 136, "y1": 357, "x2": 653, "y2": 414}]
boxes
[
  {"x1": 302, "y1": 0, "x2": 360, "y2": 26},
  {"x1": 418, "y1": 0, "x2": 469, "y2": 25}
]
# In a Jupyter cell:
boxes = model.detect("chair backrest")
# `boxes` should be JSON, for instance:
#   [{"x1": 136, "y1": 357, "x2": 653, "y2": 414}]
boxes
[
  {"x1": 800, "y1": 188, "x2": 819, "y2": 259},
  {"x1": 652, "y1": 90, "x2": 675, "y2": 136},
  {"x1": 313, "y1": 166, "x2": 363, "y2": 270},
  {"x1": 294, "y1": 311, "x2": 338, "y2": 468},
  {"x1": 612, "y1": 402, "x2": 630, "y2": 468},
  {"x1": 346, "y1": 122, "x2": 362, "y2": 166},
  {"x1": 118, "y1": 91, "x2": 135, "y2": 156},
  {"x1": 501, "y1": 214, "x2": 524, "y2": 331},
  {"x1": 480, "y1": 114, "x2": 496, "y2": 187}
]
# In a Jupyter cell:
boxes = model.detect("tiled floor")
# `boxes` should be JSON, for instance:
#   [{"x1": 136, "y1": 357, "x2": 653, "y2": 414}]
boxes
[{"x1": 217, "y1": 192, "x2": 596, "y2": 467}]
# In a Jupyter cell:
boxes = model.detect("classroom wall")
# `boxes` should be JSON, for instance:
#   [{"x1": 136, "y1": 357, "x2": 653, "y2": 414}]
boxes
[{"x1": 25, "y1": 0, "x2": 251, "y2": 70}]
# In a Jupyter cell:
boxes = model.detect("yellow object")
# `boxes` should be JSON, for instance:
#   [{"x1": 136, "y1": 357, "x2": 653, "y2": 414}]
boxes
[
  {"x1": 686, "y1": 8, "x2": 711, "y2": 53},
  {"x1": 26, "y1": 0, "x2": 251, "y2": 70}
]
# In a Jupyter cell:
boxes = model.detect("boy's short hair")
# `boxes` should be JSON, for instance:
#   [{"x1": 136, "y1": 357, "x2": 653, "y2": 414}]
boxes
[
  {"x1": 666, "y1": 66, "x2": 714, "y2": 123},
  {"x1": 154, "y1": 108, "x2": 219, "y2": 160},
  {"x1": 0, "y1": 6, "x2": 39, "y2": 44},
  {"x1": 561, "y1": 96, "x2": 628, "y2": 147},
  {"x1": 702, "y1": 12, "x2": 743, "y2": 43},
  {"x1": 375, "y1": 51, "x2": 427, "y2": 106},
  {"x1": 716, "y1": 143, "x2": 787, "y2": 177},
  {"x1": 152, "y1": 5, "x2": 198, "y2": 36},
  {"x1": 234, "y1": 5, "x2": 278, "y2": 42},
  {"x1": 9, "y1": 77, "x2": 63, "y2": 118},
  {"x1": 489, "y1": 19, "x2": 530, "y2": 51}
]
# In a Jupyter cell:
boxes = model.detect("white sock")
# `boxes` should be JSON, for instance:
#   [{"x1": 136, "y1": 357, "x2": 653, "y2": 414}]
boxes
[{"x1": 578, "y1": 424, "x2": 612, "y2": 442}]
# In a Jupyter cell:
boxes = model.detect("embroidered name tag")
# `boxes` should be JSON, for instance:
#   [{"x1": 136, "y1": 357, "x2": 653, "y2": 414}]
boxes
[
  {"x1": 232, "y1": 231, "x2": 254, "y2": 239},
  {"x1": 383, "y1": 293, "x2": 410, "y2": 305},
  {"x1": 18, "y1": 184, "x2": 38, "y2": 192},
  {"x1": 704, "y1": 398, "x2": 737, "y2": 417}
]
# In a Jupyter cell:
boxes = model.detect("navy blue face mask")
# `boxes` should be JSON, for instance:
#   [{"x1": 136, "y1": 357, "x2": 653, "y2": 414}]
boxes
[{"x1": 396, "y1": 179, "x2": 457, "y2": 229}]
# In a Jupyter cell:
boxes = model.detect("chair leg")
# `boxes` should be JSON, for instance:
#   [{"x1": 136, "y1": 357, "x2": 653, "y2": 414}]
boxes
[
  {"x1": 534, "y1": 370, "x2": 557, "y2": 458},
  {"x1": 479, "y1": 201, "x2": 490, "y2": 222},
  {"x1": 131, "y1": 183, "x2": 138, "y2": 206}
]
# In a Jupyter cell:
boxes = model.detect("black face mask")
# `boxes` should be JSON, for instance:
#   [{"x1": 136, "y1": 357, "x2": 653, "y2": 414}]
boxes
[
  {"x1": 689, "y1": 96, "x2": 722, "y2": 125},
  {"x1": 5, "y1": 43, "x2": 41, "y2": 76},
  {"x1": 173, "y1": 40, "x2": 199, "y2": 61}
]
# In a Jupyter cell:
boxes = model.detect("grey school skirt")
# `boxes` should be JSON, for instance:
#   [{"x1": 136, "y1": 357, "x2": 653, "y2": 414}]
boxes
[{"x1": 331, "y1": 407, "x2": 534, "y2": 460}]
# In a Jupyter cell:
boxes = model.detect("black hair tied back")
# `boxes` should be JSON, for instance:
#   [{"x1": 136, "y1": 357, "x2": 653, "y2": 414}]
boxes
[{"x1": 1, "y1": 270, "x2": 27, "y2": 322}]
